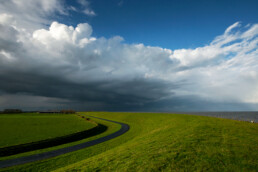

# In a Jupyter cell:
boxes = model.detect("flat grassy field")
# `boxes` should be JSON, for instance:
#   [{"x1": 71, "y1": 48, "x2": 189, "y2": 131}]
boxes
[
  {"x1": 1, "y1": 112, "x2": 257, "y2": 172},
  {"x1": 0, "y1": 113, "x2": 96, "y2": 148},
  {"x1": 0, "y1": 114, "x2": 121, "y2": 171}
]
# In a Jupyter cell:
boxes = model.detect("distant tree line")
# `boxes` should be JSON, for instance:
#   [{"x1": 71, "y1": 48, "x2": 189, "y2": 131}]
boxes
[
  {"x1": 60, "y1": 110, "x2": 76, "y2": 114},
  {"x1": 1, "y1": 109, "x2": 23, "y2": 114},
  {"x1": 0, "y1": 109, "x2": 76, "y2": 114},
  {"x1": 39, "y1": 109, "x2": 76, "y2": 114}
]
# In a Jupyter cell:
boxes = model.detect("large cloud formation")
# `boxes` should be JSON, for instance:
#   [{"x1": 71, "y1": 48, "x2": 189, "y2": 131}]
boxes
[{"x1": 0, "y1": 0, "x2": 257, "y2": 111}]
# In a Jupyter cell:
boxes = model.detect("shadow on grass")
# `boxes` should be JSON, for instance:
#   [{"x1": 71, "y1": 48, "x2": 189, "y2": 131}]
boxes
[{"x1": 0, "y1": 124, "x2": 107, "y2": 157}]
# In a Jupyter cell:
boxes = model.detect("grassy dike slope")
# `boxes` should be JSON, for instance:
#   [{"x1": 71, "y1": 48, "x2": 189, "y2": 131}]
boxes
[
  {"x1": 0, "y1": 114, "x2": 121, "y2": 171},
  {"x1": 57, "y1": 112, "x2": 258, "y2": 172},
  {"x1": 0, "y1": 113, "x2": 96, "y2": 148}
]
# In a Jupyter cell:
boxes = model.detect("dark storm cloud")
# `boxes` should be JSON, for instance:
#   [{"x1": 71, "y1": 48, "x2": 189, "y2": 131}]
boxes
[
  {"x1": 0, "y1": 70, "x2": 256, "y2": 111},
  {"x1": 0, "y1": 70, "x2": 180, "y2": 110}
]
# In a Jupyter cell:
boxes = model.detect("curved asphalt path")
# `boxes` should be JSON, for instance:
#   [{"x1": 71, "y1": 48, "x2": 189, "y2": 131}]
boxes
[{"x1": 0, "y1": 115, "x2": 130, "y2": 169}]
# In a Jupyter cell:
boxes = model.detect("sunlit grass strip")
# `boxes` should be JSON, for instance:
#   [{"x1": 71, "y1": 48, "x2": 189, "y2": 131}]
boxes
[
  {"x1": 0, "y1": 113, "x2": 96, "y2": 148},
  {"x1": 1, "y1": 112, "x2": 257, "y2": 171},
  {"x1": 0, "y1": 123, "x2": 107, "y2": 157},
  {"x1": 0, "y1": 113, "x2": 121, "y2": 171},
  {"x1": 57, "y1": 112, "x2": 258, "y2": 172}
]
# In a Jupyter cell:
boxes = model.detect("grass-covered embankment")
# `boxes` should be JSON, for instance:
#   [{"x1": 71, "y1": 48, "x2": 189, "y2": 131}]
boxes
[
  {"x1": 0, "y1": 113, "x2": 96, "y2": 148},
  {"x1": 57, "y1": 112, "x2": 257, "y2": 172},
  {"x1": 1, "y1": 112, "x2": 257, "y2": 171},
  {"x1": 0, "y1": 122, "x2": 107, "y2": 157},
  {"x1": 0, "y1": 113, "x2": 121, "y2": 171}
]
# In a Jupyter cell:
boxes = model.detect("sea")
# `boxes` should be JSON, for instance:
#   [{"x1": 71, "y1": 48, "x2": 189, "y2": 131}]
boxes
[{"x1": 173, "y1": 111, "x2": 258, "y2": 122}]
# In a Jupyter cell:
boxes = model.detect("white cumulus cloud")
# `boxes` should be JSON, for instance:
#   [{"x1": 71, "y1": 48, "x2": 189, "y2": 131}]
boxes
[{"x1": 0, "y1": 1, "x2": 257, "y2": 110}]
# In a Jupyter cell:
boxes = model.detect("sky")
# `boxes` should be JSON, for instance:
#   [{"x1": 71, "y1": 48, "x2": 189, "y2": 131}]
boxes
[{"x1": 0, "y1": 0, "x2": 257, "y2": 111}]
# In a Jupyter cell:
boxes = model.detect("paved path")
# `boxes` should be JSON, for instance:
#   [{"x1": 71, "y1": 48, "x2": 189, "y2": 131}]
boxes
[{"x1": 0, "y1": 115, "x2": 130, "y2": 169}]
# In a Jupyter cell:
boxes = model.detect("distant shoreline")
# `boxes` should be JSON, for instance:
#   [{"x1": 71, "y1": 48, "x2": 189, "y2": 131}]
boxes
[
  {"x1": 163, "y1": 111, "x2": 258, "y2": 122},
  {"x1": 87, "y1": 111, "x2": 258, "y2": 122}
]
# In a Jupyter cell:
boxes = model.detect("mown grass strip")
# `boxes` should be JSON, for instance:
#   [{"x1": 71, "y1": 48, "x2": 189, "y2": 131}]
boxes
[
  {"x1": 0, "y1": 115, "x2": 120, "y2": 166},
  {"x1": 0, "y1": 123, "x2": 107, "y2": 157},
  {"x1": 0, "y1": 114, "x2": 126, "y2": 169},
  {"x1": 3, "y1": 112, "x2": 255, "y2": 172},
  {"x1": 0, "y1": 113, "x2": 96, "y2": 148},
  {"x1": 56, "y1": 112, "x2": 258, "y2": 172}
]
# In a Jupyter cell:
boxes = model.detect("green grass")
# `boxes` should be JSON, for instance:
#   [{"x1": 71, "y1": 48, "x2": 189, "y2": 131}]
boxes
[
  {"x1": 0, "y1": 113, "x2": 96, "y2": 148},
  {"x1": 0, "y1": 113, "x2": 121, "y2": 171},
  {"x1": 1, "y1": 112, "x2": 258, "y2": 172},
  {"x1": 57, "y1": 112, "x2": 258, "y2": 172}
]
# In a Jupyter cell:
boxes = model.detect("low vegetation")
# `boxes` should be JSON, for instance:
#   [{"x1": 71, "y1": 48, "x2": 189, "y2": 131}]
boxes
[
  {"x1": 58, "y1": 113, "x2": 258, "y2": 172},
  {"x1": 1, "y1": 109, "x2": 22, "y2": 114},
  {"x1": 1, "y1": 112, "x2": 257, "y2": 171},
  {"x1": 0, "y1": 113, "x2": 96, "y2": 148},
  {"x1": 0, "y1": 113, "x2": 121, "y2": 171}
]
